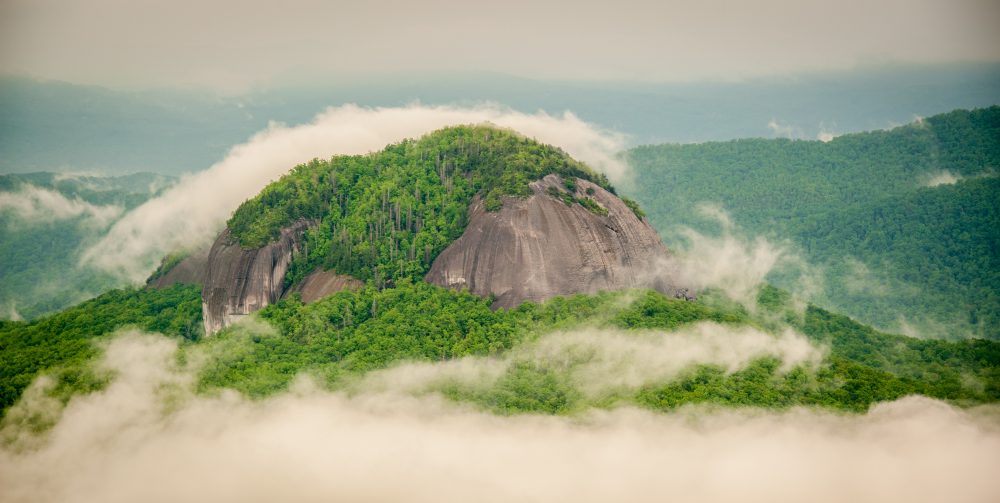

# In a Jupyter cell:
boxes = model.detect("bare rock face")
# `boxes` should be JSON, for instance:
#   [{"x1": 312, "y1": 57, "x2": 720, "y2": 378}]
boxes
[
  {"x1": 284, "y1": 268, "x2": 363, "y2": 303},
  {"x1": 201, "y1": 221, "x2": 310, "y2": 334},
  {"x1": 426, "y1": 174, "x2": 690, "y2": 308},
  {"x1": 146, "y1": 249, "x2": 209, "y2": 289}
]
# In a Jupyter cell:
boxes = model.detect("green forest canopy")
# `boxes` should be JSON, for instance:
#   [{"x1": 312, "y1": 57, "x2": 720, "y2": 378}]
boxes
[
  {"x1": 627, "y1": 106, "x2": 1000, "y2": 340},
  {"x1": 1, "y1": 283, "x2": 997, "y2": 420}
]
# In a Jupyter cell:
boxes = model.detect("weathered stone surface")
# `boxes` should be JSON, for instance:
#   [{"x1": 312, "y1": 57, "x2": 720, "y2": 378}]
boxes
[
  {"x1": 201, "y1": 221, "x2": 310, "y2": 334},
  {"x1": 426, "y1": 174, "x2": 690, "y2": 308},
  {"x1": 284, "y1": 268, "x2": 363, "y2": 303},
  {"x1": 146, "y1": 249, "x2": 209, "y2": 289}
]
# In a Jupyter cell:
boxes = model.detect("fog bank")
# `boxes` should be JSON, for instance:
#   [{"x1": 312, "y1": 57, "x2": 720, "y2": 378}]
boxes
[
  {"x1": 2, "y1": 332, "x2": 998, "y2": 503},
  {"x1": 359, "y1": 321, "x2": 822, "y2": 399}
]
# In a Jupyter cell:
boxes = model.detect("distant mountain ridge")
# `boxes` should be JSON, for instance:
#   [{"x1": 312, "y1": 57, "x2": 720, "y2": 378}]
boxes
[{"x1": 4, "y1": 62, "x2": 998, "y2": 174}]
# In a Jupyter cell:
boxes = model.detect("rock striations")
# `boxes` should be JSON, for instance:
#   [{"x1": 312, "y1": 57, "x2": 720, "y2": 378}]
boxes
[
  {"x1": 426, "y1": 174, "x2": 691, "y2": 308},
  {"x1": 201, "y1": 221, "x2": 310, "y2": 334}
]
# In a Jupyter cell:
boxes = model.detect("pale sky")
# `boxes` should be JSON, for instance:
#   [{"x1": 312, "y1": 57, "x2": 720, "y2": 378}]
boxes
[{"x1": 2, "y1": 0, "x2": 999, "y2": 92}]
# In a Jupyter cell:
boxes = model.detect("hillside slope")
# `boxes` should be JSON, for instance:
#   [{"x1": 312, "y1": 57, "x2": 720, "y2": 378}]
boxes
[{"x1": 627, "y1": 107, "x2": 1000, "y2": 339}]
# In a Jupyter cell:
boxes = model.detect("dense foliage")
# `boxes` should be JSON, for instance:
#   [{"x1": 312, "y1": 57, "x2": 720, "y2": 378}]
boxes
[
  {"x1": 627, "y1": 106, "x2": 1000, "y2": 339},
  {"x1": 226, "y1": 125, "x2": 613, "y2": 286},
  {"x1": 0, "y1": 284, "x2": 202, "y2": 414},
  {"x1": 189, "y1": 284, "x2": 999, "y2": 415},
  {"x1": 6, "y1": 280, "x2": 996, "y2": 419}
]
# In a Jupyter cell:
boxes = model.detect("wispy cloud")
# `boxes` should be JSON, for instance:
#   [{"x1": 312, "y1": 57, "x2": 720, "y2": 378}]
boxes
[
  {"x1": 657, "y1": 204, "x2": 821, "y2": 310},
  {"x1": 924, "y1": 170, "x2": 962, "y2": 187},
  {"x1": 767, "y1": 118, "x2": 802, "y2": 139},
  {"x1": 0, "y1": 185, "x2": 122, "y2": 228},
  {"x1": 361, "y1": 321, "x2": 823, "y2": 399}
]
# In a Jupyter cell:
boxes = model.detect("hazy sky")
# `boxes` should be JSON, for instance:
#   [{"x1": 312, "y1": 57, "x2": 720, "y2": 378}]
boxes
[{"x1": 2, "y1": 0, "x2": 999, "y2": 92}]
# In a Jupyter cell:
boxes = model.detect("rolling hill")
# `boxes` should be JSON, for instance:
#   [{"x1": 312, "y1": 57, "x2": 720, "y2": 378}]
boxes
[{"x1": 627, "y1": 107, "x2": 1000, "y2": 339}]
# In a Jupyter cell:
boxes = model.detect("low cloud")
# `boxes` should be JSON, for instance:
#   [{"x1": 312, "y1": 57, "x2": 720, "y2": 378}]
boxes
[
  {"x1": 665, "y1": 205, "x2": 786, "y2": 307},
  {"x1": 660, "y1": 204, "x2": 822, "y2": 310},
  {"x1": 361, "y1": 322, "x2": 823, "y2": 399},
  {"x1": 767, "y1": 118, "x2": 802, "y2": 139},
  {"x1": 2, "y1": 331, "x2": 999, "y2": 503},
  {"x1": 841, "y1": 257, "x2": 891, "y2": 297},
  {"x1": 1, "y1": 302, "x2": 22, "y2": 322},
  {"x1": 0, "y1": 185, "x2": 123, "y2": 228},
  {"x1": 524, "y1": 324, "x2": 820, "y2": 396},
  {"x1": 673, "y1": 229, "x2": 783, "y2": 306},
  {"x1": 924, "y1": 170, "x2": 962, "y2": 187},
  {"x1": 82, "y1": 104, "x2": 628, "y2": 282},
  {"x1": 767, "y1": 120, "x2": 840, "y2": 143}
]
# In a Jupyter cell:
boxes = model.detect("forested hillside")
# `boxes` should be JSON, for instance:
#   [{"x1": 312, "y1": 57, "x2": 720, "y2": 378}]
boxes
[
  {"x1": 0, "y1": 172, "x2": 174, "y2": 319},
  {"x1": 0, "y1": 284, "x2": 201, "y2": 412},
  {"x1": 2, "y1": 127, "x2": 997, "y2": 426},
  {"x1": 3, "y1": 282, "x2": 997, "y2": 421},
  {"x1": 627, "y1": 107, "x2": 1000, "y2": 339}
]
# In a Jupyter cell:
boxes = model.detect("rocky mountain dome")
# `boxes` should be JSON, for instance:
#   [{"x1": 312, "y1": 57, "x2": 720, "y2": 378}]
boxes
[{"x1": 148, "y1": 125, "x2": 692, "y2": 334}]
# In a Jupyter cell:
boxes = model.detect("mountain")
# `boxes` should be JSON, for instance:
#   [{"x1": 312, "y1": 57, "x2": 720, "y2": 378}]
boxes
[
  {"x1": 184, "y1": 125, "x2": 685, "y2": 333},
  {"x1": 2, "y1": 125, "x2": 998, "y2": 422},
  {"x1": 626, "y1": 107, "x2": 1000, "y2": 340},
  {"x1": 0, "y1": 172, "x2": 175, "y2": 319}
]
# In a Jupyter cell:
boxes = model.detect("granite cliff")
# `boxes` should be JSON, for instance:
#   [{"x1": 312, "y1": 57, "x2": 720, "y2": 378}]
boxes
[
  {"x1": 200, "y1": 221, "x2": 310, "y2": 334},
  {"x1": 426, "y1": 174, "x2": 689, "y2": 307},
  {"x1": 196, "y1": 221, "x2": 365, "y2": 334}
]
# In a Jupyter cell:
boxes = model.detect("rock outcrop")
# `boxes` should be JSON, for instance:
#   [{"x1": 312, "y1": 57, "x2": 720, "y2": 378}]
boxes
[
  {"x1": 146, "y1": 249, "x2": 209, "y2": 289},
  {"x1": 426, "y1": 174, "x2": 690, "y2": 308},
  {"x1": 284, "y1": 268, "x2": 363, "y2": 303},
  {"x1": 201, "y1": 221, "x2": 310, "y2": 334}
]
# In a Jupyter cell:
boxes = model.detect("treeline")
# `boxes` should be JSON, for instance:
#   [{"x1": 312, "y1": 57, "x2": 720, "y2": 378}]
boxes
[{"x1": 626, "y1": 106, "x2": 1000, "y2": 339}]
